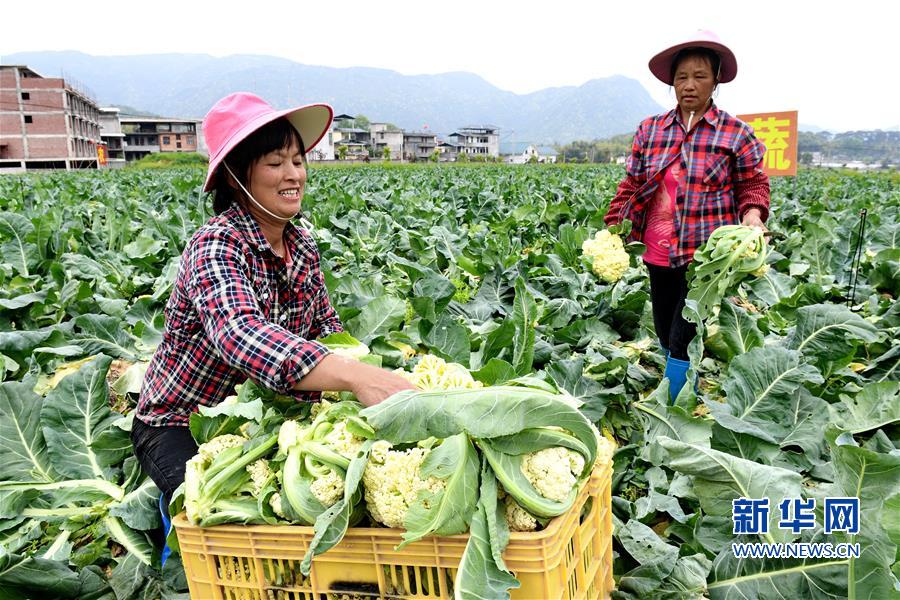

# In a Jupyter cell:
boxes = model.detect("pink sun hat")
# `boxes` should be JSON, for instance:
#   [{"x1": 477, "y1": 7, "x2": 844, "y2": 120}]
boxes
[
  {"x1": 202, "y1": 92, "x2": 333, "y2": 192},
  {"x1": 648, "y1": 30, "x2": 738, "y2": 85}
]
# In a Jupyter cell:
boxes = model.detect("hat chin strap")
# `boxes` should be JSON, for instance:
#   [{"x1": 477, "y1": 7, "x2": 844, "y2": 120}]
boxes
[{"x1": 223, "y1": 163, "x2": 298, "y2": 223}]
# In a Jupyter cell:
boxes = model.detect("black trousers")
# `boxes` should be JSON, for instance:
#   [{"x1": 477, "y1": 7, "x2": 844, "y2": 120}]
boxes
[
  {"x1": 646, "y1": 262, "x2": 697, "y2": 360},
  {"x1": 130, "y1": 418, "x2": 198, "y2": 509}
]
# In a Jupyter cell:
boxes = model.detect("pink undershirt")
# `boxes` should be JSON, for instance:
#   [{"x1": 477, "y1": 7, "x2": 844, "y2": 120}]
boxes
[{"x1": 642, "y1": 161, "x2": 683, "y2": 266}]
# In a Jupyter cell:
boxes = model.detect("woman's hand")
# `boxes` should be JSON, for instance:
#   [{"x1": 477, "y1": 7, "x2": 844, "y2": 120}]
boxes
[
  {"x1": 349, "y1": 363, "x2": 417, "y2": 407},
  {"x1": 741, "y1": 208, "x2": 767, "y2": 231},
  {"x1": 294, "y1": 354, "x2": 415, "y2": 406}
]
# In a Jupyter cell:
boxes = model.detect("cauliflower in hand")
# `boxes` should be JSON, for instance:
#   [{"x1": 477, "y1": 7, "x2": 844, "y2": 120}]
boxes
[{"x1": 582, "y1": 230, "x2": 630, "y2": 283}]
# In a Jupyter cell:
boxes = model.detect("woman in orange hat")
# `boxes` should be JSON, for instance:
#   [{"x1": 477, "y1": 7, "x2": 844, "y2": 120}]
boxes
[
  {"x1": 131, "y1": 92, "x2": 415, "y2": 522},
  {"x1": 605, "y1": 31, "x2": 770, "y2": 403}
]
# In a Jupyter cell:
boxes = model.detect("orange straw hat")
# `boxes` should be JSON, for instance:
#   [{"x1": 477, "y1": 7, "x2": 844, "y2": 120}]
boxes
[{"x1": 648, "y1": 30, "x2": 737, "y2": 85}]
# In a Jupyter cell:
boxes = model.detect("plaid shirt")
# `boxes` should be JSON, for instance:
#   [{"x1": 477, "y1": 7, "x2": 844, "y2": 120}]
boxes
[
  {"x1": 605, "y1": 103, "x2": 770, "y2": 267},
  {"x1": 136, "y1": 202, "x2": 342, "y2": 427}
]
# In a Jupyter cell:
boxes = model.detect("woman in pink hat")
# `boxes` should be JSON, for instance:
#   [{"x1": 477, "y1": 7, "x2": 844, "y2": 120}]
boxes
[
  {"x1": 131, "y1": 92, "x2": 415, "y2": 517},
  {"x1": 605, "y1": 31, "x2": 770, "y2": 403}
]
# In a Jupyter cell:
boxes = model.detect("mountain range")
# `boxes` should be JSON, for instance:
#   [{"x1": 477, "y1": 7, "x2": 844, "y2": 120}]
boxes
[{"x1": 5, "y1": 51, "x2": 665, "y2": 144}]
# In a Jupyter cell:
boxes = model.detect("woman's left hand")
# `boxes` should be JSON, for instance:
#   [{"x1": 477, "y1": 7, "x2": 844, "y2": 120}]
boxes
[{"x1": 742, "y1": 208, "x2": 767, "y2": 232}]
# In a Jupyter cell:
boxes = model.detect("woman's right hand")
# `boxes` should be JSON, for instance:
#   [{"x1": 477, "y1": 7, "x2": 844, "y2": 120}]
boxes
[{"x1": 350, "y1": 363, "x2": 417, "y2": 407}]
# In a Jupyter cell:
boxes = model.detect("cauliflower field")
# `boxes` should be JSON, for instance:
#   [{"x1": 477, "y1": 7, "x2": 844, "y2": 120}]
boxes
[{"x1": 0, "y1": 165, "x2": 897, "y2": 598}]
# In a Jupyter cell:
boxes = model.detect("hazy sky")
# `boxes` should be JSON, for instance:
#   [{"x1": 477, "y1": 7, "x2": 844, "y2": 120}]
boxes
[{"x1": 3, "y1": 0, "x2": 898, "y2": 132}]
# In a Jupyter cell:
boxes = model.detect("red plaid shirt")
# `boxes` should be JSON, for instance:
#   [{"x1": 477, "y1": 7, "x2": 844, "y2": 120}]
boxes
[
  {"x1": 136, "y1": 202, "x2": 342, "y2": 427},
  {"x1": 605, "y1": 104, "x2": 770, "y2": 267}
]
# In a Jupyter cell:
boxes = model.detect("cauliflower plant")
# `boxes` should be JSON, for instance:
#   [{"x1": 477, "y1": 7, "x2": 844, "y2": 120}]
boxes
[
  {"x1": 362, "y1": 440, "x2": 447, "y2": 528},
  {"x1": 520, "y1": 447, "x2": 586, "y2": 503},
  {"x1": 582, "y1": 230, "x2": 630, "y2": 283}
]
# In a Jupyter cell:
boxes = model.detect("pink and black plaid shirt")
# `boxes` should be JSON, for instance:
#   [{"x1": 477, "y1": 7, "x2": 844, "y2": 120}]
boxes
[
  {"x1": 605, "y1": 104, "x2": 770, "y2": 267},
  {"x1": 136, "y1": 202, "x2": 342, "y2": 427}
]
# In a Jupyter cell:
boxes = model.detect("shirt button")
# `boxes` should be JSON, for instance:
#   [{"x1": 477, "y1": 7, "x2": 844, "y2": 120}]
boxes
[{"x1": 279, "y1": 314, "x2": 288, "y2": 323}]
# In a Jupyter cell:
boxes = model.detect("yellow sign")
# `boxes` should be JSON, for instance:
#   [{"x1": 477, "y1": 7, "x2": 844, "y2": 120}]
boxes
[
  {"x1": 97, "y1": 144, "x2": 108, "y2": 166},
  {"x1": 737, "y1": 111, "x2": 798, "y2": 176}
]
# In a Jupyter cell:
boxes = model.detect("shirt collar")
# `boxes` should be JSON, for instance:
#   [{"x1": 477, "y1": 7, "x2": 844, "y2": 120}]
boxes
[
  {"x1": 665, "y1": 102, "x2": 720, "y2": 130},
  {"x1": 223, "y1": 201, "x2": 302, "y2": 257}
]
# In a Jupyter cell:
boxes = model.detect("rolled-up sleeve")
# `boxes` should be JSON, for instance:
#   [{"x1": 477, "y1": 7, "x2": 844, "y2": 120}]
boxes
[
  {"x1": 310, "y1": 266, "x2": 343, "y2": 339},
  {"x1": 187, "y1": 228, "x2": 330, "y2": 393},
  {"x1": 733, "y1": 129, "x2": 770, "y2": 221}
]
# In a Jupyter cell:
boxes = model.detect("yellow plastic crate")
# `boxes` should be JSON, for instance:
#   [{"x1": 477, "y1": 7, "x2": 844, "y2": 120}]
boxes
[{"x1": 173, "y1": 460, "x2": 613, "y2": 600}]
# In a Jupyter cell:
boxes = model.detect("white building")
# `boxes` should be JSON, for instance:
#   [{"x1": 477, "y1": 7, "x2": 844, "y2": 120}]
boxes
[
  {"x1": 506, "y1": 144, "x2": 558, "y2": 164},
  {"x1": 370, "y1": 123, "x2": 403, "y2": 160},
  {"x1": 449, "y1": 126, "x2": 500, "y2": 158}
]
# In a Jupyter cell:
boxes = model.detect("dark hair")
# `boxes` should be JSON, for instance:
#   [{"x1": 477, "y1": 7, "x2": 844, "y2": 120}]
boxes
[
  {"x1": 211, "y1": 117, "x2": 306, "y2": 215},
  {"x1": 670, "y1": 48, "x2": 721, "y2": 84}
]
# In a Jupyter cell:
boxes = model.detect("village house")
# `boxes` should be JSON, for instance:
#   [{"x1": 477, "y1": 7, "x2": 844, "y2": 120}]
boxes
[
  {"x1": 98, "y1": 107, "x2": 127, "y2": 168},
  {"x1": 448, "y1": 126, "x2": 500, "y2": 158},
  {"x1": 402, "y1": 131, "x2": 437, "y2": 161},
  {"x1": 0, "y1": 65, "x2": 102, "y2": 170},
  {"x1": 506, "y1": 144, "x2": 558, "y2": 164},
  {"x1": 119, "y1": 116, "x2": 204, "y2": 162}
]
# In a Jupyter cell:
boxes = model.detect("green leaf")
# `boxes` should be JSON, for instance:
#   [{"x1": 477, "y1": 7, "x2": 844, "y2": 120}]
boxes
[
  {"x1": 123, "y1": 236, "x2": 166, "y2": 260},
  {"x1": 362, "y1": 387, "x2": 597, "y2": 467},
  {"x1": 747, "y1": 269, "x2": 796, "y2": 307},
  {"x1": 420, "y1": 314, "x2": 470, "y2": 366},
  {"x1": 0, "y1": 212, "x2": 38, "y2": 277},
  {"x1": 108, "y1": 479, "x2": 161, "y2": 531},
  {"x1": 618, "y1": 518, "x2": 679, "y2": 565},
  {"x1": 71, "y1": 314, "x2": 139, "y2": 361},
  {"x1": 0, "y1": 290, "x2": 48, "y2": 311},
  {"x1": 555, "y1": 317, "x2": 619, "y2": 347},
  {"x1": 649, "y1": 437, "x2": 803, "y2": 543},
  {"x1": 103, "y1": 515, "x2": 154, "y2": 566},
  {"x1": 708, "y1": 547, "x2": 852, "y2": 600},
  {"x1": 42, "y1": 355, "x2": 121, "y2": 479},
  {"x1": 300, "y1": 440, "x2": 374, "y2": 575},
  {"x1": 510, "y1": 277, "x2": 536, "y2": 375},
  {"x1": 706, "y1": 347, "x2": 824, "y2": 443},
  {"x1": 346, "y1": 295, "x2": 405, "y2": 344},
  {"x1": 705, "y1": 302, "x2": 764, "y2": 362},
  {"x1": 0, "y1": 553, "x2": 81, "y2": 598},
  {"x1": 788, "y1": 304, "x2": 879, "y2": 371},
  {"x1": 635, "y1": 381, "x2": 712, "y2": 458},
  {"x1": 471, "y1": 358, "x2": 517, "y2": 386},
  {"x1": 0, "y1": 379, "x2": 57, "y2": 481},
  {"x1": 829, "y1": 381, "x2": 900, "y2": 434},
  {"x1": 454, "y1": 458, "x2": 519, "y2": 600}
]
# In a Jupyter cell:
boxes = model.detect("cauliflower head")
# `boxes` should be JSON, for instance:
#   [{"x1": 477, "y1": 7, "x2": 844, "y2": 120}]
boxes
[
  {"x1": 396, "y1": 354, "x2": 483, "y2": 391},
  {"x1": 362, "y1": 440, "x2": 447, "y2": 528},
  {"x1": 520, "y1": 447, "x2": 586, "y2": 503},
  {"x1": 309, "y1": 469, "x2": 344, "y2": 507},
  {"x1": 323, "y1": 420, "x2": 365, "y2": 459},
  {"x1": 197, "y1": 434, "x2": 246, "y2": 464},
  {"x1": 594, "y1": 436, "x2": 617, "y2": 467},
  {"x1": 505, "y1": 495, "x2": 538, "y2": 532},
  {"x1": 582, "y1": 230, "x2": 629, "y2": 283},
  {"x1": 246, "y1": 459, "x2": 273, "y2": 497}
]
